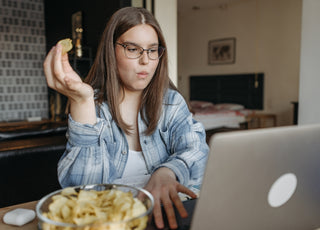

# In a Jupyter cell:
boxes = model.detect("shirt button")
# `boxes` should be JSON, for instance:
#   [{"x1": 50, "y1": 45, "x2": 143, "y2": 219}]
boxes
[
  {"x1": 121, "y1": 150, "x2": 127, "y2": 155},
  {"x1": 144, "y1": 140, "x2": 147, "y2": 144}
]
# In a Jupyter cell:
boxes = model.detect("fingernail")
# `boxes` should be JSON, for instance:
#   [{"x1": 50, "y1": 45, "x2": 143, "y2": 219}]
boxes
[{"x1": 56, "y1": 44, "x2": 61, "y2": 53}]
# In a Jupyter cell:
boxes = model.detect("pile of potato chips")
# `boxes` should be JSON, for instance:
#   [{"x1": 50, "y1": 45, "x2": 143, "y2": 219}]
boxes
[{"x1": 41, "y1": 187, "x2": 148, "y2": 230}]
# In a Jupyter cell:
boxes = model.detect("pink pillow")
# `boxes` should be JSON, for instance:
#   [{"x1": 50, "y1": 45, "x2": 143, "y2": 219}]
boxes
[
  {"x1": 214, "y1": 103, "x2": 244, "y2": 111},
  {"x1": 190, "y1": 100, "x2": 214, "y2": 109}
]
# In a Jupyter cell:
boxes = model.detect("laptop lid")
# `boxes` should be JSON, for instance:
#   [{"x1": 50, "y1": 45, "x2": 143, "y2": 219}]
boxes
[{"x1": 191, "y1": 124, "x2": 320, "y2": 230}]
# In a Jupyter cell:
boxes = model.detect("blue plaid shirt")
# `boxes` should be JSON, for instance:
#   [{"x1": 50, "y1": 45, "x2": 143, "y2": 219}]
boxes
[{"x1": 58, "y1": 89, "x2": 209, "y2": 189}]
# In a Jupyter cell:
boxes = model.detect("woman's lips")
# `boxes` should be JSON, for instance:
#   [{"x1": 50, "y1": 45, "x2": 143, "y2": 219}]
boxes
[{"x1": 137, "y1": 71, "x2": 148, "y2": 78}]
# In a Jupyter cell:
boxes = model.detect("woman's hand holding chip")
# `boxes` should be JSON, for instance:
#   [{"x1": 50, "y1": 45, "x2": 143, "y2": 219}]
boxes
[{"x1": 43, "y1": 44, "x2": 96, "y2": 124}]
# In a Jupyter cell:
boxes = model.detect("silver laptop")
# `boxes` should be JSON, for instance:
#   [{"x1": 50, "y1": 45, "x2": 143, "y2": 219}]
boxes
[{"x1": 191, "y1": 124, "x2": 320, "y2": 230}]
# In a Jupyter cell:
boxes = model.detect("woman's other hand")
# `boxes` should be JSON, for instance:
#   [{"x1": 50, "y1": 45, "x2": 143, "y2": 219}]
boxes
[
  {"x1": 43, "y1": 44, "x2": 96, "y2": 124},
  {"x1": 144, "y1": 167, "x2": 197, "y2": 229}
]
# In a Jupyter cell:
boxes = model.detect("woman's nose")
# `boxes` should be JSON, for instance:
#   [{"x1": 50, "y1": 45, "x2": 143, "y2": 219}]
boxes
[{"x1": 139, "y1": 51, "x2": 149, "y2": 64}]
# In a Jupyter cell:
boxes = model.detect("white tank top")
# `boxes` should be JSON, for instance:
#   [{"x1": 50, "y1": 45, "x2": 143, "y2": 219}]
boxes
[{"x1": 113, "y1": 150, "x2": 150, "y2": 188}]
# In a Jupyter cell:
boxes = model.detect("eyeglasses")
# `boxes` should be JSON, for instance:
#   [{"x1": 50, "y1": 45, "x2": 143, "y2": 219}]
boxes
[{"x1": 116, "y1": 42, "x2": 165, "y2": 60}]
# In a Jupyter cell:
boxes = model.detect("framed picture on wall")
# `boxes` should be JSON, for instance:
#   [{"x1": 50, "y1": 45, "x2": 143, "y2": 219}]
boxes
[{"x1": 208, "y1": 37, "x2": 236, "y2": 65}]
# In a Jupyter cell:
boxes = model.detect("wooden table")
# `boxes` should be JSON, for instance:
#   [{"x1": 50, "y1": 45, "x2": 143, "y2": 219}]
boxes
[
  {"x1": 0, "y1": 199, "x2": 196, "y2": 230},
  {"x1": 0, "y1": 201, "x2": 38, "y2": 230}
]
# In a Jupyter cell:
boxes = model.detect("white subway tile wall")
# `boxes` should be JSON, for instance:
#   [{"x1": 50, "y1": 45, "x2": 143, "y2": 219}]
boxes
[{"x1": 0, "y1": 0, "x2": 48, "y2": 122}]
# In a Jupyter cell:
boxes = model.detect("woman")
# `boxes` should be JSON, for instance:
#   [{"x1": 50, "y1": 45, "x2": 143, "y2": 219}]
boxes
[{"x1": 43, "y1": 7, "x2": 208, "y2": 229}]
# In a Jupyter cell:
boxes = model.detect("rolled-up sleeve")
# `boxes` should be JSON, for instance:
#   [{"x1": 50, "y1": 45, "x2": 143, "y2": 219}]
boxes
[{"x1": 58, "y1": 115, "x2": 110, "y2": 187}]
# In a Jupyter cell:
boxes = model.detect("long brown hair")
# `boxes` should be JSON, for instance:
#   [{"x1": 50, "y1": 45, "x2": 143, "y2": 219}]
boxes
[{"x1": 85, "y1": 7, "x2": 176, "y2": 135}]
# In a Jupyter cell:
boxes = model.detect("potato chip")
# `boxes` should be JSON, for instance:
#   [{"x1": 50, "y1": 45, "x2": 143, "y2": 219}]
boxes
[
  {"x1": 58, "y1": 38, "x2": 73, "y2": 54},
  {"x1": 42, "y1": 187, "x2": 148, "y2": 230}
]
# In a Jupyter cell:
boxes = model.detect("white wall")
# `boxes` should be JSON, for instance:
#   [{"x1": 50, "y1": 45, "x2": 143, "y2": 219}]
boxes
[
  {"x1": 178, "y1": 0, "x2": 302, "y2": 126},
  {"x1": 298, "y1": 0, "x2": 320, "y2": 125},
  {"x1": 154, "y1": 0, "x2": 178, "y2": 86}
]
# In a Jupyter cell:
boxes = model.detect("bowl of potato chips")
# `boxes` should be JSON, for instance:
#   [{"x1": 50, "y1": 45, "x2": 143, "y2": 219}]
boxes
[{"x1": 36, "y1": 184, "x2": 154, "y2": 230}]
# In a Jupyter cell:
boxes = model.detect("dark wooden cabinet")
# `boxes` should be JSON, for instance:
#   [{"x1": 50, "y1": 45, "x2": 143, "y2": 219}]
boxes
[
  {"x1": 43, "y1": 0, "x2": 130, "y2": 57},
  {"x1": 0, "y1": 120, "x2": 67, "y2": 207},
  {"x1": 43, "y1": 1, "x2": 131, "y2": 120}
]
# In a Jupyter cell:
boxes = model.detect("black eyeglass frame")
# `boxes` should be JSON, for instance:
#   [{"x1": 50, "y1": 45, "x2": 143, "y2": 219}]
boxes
[{"x1": 116, "y1": 42, "x2": 165, "y2": 60}]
